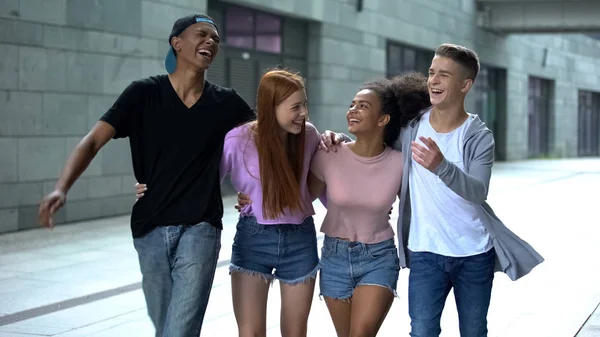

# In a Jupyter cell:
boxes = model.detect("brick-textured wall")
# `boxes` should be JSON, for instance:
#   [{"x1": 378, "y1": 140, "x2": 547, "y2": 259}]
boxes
[{"x1": 0, "y1": 0, "x2": 208, "y2": 233}]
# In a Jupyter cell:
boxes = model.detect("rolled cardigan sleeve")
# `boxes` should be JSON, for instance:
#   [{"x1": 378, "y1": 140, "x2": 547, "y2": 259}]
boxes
[{"x1": 433, "y1": 130, "x2": 494, "y2": 204}]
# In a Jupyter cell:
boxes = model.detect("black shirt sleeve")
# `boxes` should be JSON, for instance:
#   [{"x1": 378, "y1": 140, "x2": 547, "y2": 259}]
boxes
[
  {"x1": 230, "y1": 88, "x2": 256, "y2": 126},
  {"x1": 100, "y1": 81, "x2": 143, "y2": 139}
]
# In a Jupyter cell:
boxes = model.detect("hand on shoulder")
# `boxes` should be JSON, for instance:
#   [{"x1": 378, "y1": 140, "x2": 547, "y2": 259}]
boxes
[{"x1": 318, "y1": 129, "x2": 350, "y2": 153}]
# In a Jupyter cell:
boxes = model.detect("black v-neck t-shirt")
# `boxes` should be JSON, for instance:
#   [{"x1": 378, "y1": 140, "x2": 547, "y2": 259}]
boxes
[{"x1": 100, "y1": 75, "x2": 255, "y2": 238}]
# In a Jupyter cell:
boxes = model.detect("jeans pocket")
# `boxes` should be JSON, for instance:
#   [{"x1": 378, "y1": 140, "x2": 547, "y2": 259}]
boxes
[
  {"x1": 298, "y1": 221, "x2": 316, "y2": 236},
  {"x1": 321, "y1": 241, "x2": 335, "y2": 258},
  {"x1": 298, "y1": 216, "x2": 316, "y2": 232},
  {"x1": 189, "y1": 221, "x2": 210, "y2": 228},
  {"x1": 236, "y1": 218, "x2": 261, "y2": 236},
  {"x1": 367, "y1": 241, "x2": 397, "y2": 259}
]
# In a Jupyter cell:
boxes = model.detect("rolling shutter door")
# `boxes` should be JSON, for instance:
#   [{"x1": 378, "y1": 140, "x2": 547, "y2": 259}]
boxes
[
  {"x1": 207, "y1": 51, "x2": 227, "y2": 87},
  {"x1": 228, "y1": 58, "x2": 257, "y2": 108}
]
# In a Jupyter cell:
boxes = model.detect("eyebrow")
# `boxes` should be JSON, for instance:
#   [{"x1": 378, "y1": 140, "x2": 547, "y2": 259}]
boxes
[
  {"x1": 194, "y1": 27, "x2": 219, "y2": 36},
  {"x1": 430, "y1": 68, "x2": 453, "y2": 76},
  {"x1": 354, "y1": 100, "x2": 371, "y2": 106}
]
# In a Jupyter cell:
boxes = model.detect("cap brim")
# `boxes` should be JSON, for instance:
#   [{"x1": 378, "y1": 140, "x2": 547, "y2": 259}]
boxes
[{"x1": 165, "y1": 47, "x2": 176, "y2": 74}]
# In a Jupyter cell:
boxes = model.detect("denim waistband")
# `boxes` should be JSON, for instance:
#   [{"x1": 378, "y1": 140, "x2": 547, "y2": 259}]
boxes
[
  {"x1": 239, "y1": 216, "x2": 314, "y2": 232},
  {"x1": 323, "y1": 235, "x2": 395, "y2": 249}
]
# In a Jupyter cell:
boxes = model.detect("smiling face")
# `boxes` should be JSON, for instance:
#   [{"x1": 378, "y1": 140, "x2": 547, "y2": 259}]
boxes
[
  {"x1": 346, "y1": 89, "x2": 389, "y2": 136},
  {"x1": 275, "y1": 89, "x2": 308, "y2": 135},
  {"x1": 171, "y1": 22, "x2": 220, "y2": 71},
  {"x1": 427, "y1": 55, "x2": 473, "y2": 109}
]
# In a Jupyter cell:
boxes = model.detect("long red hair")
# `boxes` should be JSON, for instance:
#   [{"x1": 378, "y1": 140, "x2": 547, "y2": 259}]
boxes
[{"x1": 252, "y1": 69, "x2": 306, "y2": 219}]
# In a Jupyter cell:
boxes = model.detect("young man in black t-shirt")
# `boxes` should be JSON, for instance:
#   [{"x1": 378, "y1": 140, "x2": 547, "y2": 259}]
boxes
[{"x1": 38, "y1": 15, "x2": 255, "y2": 337}]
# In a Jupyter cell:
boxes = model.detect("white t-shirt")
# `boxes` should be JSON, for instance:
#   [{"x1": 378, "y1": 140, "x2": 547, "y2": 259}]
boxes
[{"x1": 407, "y1": 110, "x2": 492, "y2": 257}]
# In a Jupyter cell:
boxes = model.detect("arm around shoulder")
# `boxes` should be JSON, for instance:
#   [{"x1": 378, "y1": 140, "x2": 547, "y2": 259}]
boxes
[
  {"x1": 308, "y1": 146, "x2": 329, "y2": 201},
  {"x1": 230, "y1": 88, "x2": 256, "y2": 125},
  {"x1": 339, "y1": 133, "x2": 353, "y2": 143},
  {"x1": 305, "y1": 122, "x2": 322, "y2": 154},
  {"x1": 219, "y1": 128, "x2": 242, "y2": 183},
  {"x1": 308, "y1": 171, "x2": 326, "y2": 201}
]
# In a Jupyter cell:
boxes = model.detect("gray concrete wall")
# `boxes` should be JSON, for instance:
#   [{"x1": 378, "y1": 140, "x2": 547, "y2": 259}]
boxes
[
  {"x1": 477, "y1": 0, "x2": 600, "y2": 33},
  {"x1": 0, "y1": 0, "x2": 208, "y2": 233},
  {"x1": 227, "y1": 0, "x2": 600, "y2": 160},
  {"x1": 2, "y1": 0, "x2": 600, "y2": 232}
]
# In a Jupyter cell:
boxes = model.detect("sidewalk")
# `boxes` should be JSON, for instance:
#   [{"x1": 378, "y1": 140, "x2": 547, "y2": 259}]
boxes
[
  {"x1": 1, "y1": 158, "x2": 599, "y2": 336},
  {"x1": 577, "y1": 303, "x2": 600, "y2": 337}
]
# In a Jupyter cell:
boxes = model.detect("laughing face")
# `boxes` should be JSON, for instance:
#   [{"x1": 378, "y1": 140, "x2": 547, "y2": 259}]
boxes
[
  {"x1": 275, "y1": 89, "x2": 308, "y2": 135},
  {"x1": 171, "y1": 22, "x2": 220, "y2": 71},
  {"x1": 346, "y1": 89, "x2": 388, "y2": 136},
  {"x1": 427, "y1": 55, "x2": 472, "y2": 109}
]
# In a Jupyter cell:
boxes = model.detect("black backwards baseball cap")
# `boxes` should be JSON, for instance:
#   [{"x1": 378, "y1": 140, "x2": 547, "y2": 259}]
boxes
[{"x1": 164, "y1": 14, "x2": 219, "y2": 74}]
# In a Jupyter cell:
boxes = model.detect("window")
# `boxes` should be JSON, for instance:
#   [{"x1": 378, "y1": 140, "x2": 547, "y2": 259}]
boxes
[
  {"x1": 578, "y1": 90, "x2": 600, "y2": 156},
  {"x1": 225, "y1": 6, "x2": 282, "y2": 53},
  {"x1": 474, "y1": 67, "x2": 502, "y2": 128},
  {"x1": 473, "y1": 66, "x2": 507, "y2": 160},
  {"x1": 528, "y1": 77, "x2": 553, "y2": 158},
  {"x1": 474, "y1": 67, "x2": 491, "y2": 124},
  {"x1": 225, "y1": 7, "x2": 254, "y2": 49},
  {"x1": 387, "y1": 42, "x2": 434, "y2": 78},
  {"x1": 255, "y1": 13, "x2": 281, "y2": 53}
]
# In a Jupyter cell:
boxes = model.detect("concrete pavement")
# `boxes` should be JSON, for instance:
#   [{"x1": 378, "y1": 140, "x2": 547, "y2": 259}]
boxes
[{"x1": 0, "y1": 158, "x2": 599, "y2": 336}]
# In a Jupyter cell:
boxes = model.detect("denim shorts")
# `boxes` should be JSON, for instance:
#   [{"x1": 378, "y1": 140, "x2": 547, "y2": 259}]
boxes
[
  {"x1": 230, "y1": 216, "x2": 319, "y2": 284},
  {"x1": 319, "y1": 235, "x2": 400, "y2": 300}
]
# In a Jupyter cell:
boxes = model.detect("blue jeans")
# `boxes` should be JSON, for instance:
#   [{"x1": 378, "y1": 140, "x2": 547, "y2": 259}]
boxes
[
  {"x1": 320, "y1": 235, "x2": 400, "y2": 300},
  {"x1": 133, "y1": 223, "x2": 221, "y2": 337},
  {"x1": 408, "y1": 249, "x2": 496, "y2": 337},
  {"x1": 230, "y1": 216, "x2": 319, "y2": 283}
]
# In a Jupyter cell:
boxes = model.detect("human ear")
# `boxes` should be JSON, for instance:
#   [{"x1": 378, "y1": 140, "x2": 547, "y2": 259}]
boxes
[{"x1": 379, "y1": 114, "x2": 391, "y2": 127}]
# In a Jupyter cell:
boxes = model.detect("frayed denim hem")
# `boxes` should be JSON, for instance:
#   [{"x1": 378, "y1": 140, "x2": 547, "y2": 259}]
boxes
[
  {"x1": 276, "y1": 264, "x2": 319, "y2": 285},
  {"x1": 319, "y1": 294, "x2": 352, "y2": 303},
  {"x1": 356, "y1": 283, "x2": 398, "y2": 298},
  {"x1": 229, "y1": 264, "x2": 274, "y2": 284},
  {"x1": 318, "y1": 283, "x2": 397, "y2": 303}
]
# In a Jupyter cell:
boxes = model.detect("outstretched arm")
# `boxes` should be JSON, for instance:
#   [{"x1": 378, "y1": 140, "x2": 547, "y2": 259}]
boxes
[
  {"x1": 56, "y1": 121, "x2": 115, "y2": 193},
  {"x1": 38, "y1": 121, "x2": 116, "y2": 228}
]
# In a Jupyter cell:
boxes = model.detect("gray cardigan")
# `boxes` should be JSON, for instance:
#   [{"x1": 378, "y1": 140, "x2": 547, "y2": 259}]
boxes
[{"x1": 394, "y1": 113, "x2": 544, "y2": 281}]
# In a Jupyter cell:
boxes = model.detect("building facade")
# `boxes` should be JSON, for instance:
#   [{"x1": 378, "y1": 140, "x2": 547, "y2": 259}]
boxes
[{"x1": 1, "y1": 0, "x2": 600, "y2": 232}]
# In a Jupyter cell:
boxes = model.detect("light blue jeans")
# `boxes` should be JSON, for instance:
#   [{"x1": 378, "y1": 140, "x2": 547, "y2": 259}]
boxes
[{"x1": 133, "y1": 222, "x2": 221, "y2": 337}]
